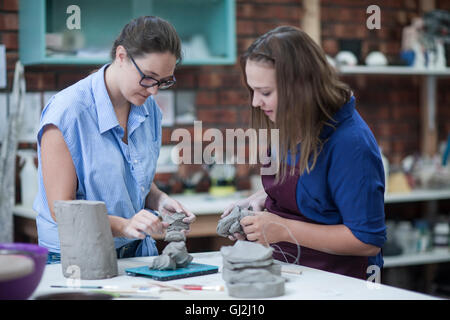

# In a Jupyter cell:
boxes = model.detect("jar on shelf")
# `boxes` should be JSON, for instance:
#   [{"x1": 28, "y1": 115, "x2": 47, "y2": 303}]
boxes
[
  {"x1": 414, "y1": 220, "x2": 431, "y2": 253},
  {"x1": 395, "y1": 221, "x2": 417, "y2": 255},
  {"x1": 433, "y1": 222, "x2": 450, "y2": 251}
]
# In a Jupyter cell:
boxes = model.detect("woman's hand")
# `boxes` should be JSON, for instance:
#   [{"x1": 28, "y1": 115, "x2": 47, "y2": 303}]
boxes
[
  {"x1": 157, "y1": 194, "x2": 196, "y2": 234},
  {"x1": 221, "y1": 189, "x2": 267, "y2": 241},
  {"x1": 121, "y1": 209, "x2": 169, "y2": 239},
  {"x1": 240, "y1": 210, "x2": 287, "y2": 246},
  {"x1": 221, "y1": 189, "x2": 267, "y2": 218}
]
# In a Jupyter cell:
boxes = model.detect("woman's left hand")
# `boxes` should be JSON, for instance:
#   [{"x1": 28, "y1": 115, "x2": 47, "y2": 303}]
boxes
[
  {"x1": 240, "y1": 211, "x2": 287, "y2": 246},
  {"x1": 157, "y1": 194, "x2": 196, "y2": 226}
]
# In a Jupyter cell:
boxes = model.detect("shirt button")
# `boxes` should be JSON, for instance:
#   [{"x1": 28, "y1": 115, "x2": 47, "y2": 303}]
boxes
[
  {"x1": 134, "y1": 160, "x2": 139, "y2": 164},
  {"x1": 141, "y1": 186, "x2": 145, "y2": 192}
]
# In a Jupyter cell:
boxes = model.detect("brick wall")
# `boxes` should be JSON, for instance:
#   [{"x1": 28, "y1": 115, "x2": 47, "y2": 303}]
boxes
[
  {"x1": 1, "y1": 0, "x2": 450, "y2": 197},
  {"x1": 0, "y1": 0, "x2": 18, "y2": 86}
]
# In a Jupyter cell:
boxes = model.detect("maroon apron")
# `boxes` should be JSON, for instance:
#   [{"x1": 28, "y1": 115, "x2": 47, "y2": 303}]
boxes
[{"x1": 262, "y1": 164, "x2": 368, "y2": 280}]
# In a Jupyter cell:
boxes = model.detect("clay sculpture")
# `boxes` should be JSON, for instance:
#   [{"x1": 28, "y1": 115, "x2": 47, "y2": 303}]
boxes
[
  {"x1": 147, "y1": 254, "x2": 176, "y2": 270},
  {"x1": 54, "y1": 200, "x2": 118, "y2": 280},
  {"x1": 161, "y1": 241, "x2": 192, "y2": 268},
  {"x1": 220, "y1": 240, "x2": 285, "y2": 298},
  {"x1": 148, "y1": 212, "x2": 193, "y2": 270},
  {"x1": 216, "y1": 206, "x2": 254, "y2": 238},
  {"x1": 163, "y1": 212, "x2": 190, "y2": 235}
]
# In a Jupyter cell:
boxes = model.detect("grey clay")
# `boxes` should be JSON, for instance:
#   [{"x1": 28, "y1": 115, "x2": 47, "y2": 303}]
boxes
[
  {"x1": 148, "y1": 211, "x2": 193, "y2": 270},
  {"x1": 55, "y1": 200, "x2": 118, "y2": 280},
  {"x1": 220, "y1": 240, "x2": 285, "y2": 298},
  {"x1": 216, "y1": 206, "x2": 254, "y2": 237}
]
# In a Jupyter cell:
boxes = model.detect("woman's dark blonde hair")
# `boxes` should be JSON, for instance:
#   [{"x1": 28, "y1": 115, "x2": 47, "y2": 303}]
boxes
[{"x1": 240, "y1": 26, "x2": 351, "y2": 183}]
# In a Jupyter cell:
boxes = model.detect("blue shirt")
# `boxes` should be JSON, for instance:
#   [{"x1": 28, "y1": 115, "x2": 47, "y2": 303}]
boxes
[
  {"x1": 34, "y1": 64, "x2": 162, "y2": 255},
  {"x1": 292, "y1": 96, "x2": 386, "y2": 269}
]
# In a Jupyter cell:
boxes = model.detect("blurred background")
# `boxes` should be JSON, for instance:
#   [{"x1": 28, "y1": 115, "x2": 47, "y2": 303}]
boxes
[{"x1": 1, "y1": 0, "x2": 450, "y2": 297}]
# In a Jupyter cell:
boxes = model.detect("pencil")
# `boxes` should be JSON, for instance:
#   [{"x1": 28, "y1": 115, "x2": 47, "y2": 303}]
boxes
[{"x1": 50, "y1": 285, "x2": 118, "y2": 289}]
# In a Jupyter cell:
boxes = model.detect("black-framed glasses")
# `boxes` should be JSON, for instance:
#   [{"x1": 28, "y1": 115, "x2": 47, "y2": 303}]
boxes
[{"x1": 128, "y1": 53, "x2": 176, "y2": 90}]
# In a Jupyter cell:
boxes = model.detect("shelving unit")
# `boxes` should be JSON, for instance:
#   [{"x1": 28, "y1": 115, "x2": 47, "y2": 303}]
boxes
[
  {"x1": 338, "y1": 65, "x2": 450, "y2": 76},
  {"x1": 384, "y1": 249, "x2": 450, "y2": 268},
  {"x1": 338, "y1": 65, "x2": 450, "y2": 157},
  {"x1": 19, "y1": 0, "x2": 236, "y2": 66},
  {"x1": 338, "y1": 65, "x2": 450, "y2": 271},
  {"x1": 384, "y1": 189, "x2": 450, "y2": 268},
  {"x1": 385, "y1": 189, "x2": 450, "y2": 204}
]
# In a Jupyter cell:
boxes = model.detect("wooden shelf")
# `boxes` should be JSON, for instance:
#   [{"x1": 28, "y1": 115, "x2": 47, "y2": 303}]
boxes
[
  {"x1": 384, "y1": 249, "x2": 450, "y2": 268},
  {"x1": 13, "y1": 205, "x2": 37, "y2": 219},
  {"x1": 385, "y1": 189, "x2": 450, "y2": 204},
  {"x1": 338, "y1": 65, "x2": 450, "y2": 76}
]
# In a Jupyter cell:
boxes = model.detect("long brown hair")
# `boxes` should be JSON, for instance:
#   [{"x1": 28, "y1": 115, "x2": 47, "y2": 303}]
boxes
[{"x1": 240, "y1": 26, "x2": 351, "y2": 183}]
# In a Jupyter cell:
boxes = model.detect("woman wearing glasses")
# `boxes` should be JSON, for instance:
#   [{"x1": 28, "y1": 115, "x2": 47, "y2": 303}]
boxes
[{"x1": 35, "y1": 16, "x2": 195, "y2": 264}]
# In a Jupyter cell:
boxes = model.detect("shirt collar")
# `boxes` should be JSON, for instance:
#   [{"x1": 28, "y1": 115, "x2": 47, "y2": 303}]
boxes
[
  {"x1": 91, "y1": 64, "x2": 150, "y2": 134},
  {"x1": 320, "y1": 95, "x2": 356, "y2": 139},
  {"x1": 92, "y1": 64, "x2": 120, "y2": 134},
  {"x1": 130, "y1": 100, "x2": 150, "y2": 120}
]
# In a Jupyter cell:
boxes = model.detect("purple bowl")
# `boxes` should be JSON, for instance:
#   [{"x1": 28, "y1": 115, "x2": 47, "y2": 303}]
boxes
[{"x1": 0, "y1": 243, "x2": 48, "y2": 300}]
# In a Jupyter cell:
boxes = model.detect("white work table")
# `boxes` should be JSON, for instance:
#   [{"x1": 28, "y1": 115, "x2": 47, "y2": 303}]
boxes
[{"x1": 31, "y1": 251, "x2": 438, "y2": 300}]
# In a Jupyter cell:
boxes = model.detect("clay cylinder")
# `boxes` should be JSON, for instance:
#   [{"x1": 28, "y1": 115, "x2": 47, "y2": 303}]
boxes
[{"x1": 54, "y1": 200, "x2": 118, "y2": 280}]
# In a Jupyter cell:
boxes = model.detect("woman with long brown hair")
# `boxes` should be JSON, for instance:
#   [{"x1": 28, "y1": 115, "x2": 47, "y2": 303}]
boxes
[{"x1": 223, "y1": 26, "x2": 386, "y2": 280}]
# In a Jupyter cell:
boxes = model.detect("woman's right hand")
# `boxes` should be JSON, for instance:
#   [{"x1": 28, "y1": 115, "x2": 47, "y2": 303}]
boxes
[{"x1": 121, "y1": 209, "x2": 169, "y2": 239}]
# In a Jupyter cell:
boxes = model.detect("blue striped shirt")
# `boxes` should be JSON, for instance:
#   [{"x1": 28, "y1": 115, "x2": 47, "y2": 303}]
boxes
[{"x1": 34, "y1": 64, "x2": 162, "y2": 255}]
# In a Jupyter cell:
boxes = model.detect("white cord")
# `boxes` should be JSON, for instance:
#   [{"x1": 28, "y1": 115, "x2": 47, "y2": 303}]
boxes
[{"x1": 262, "y1": 221, "x2": 301, "y2": 265}]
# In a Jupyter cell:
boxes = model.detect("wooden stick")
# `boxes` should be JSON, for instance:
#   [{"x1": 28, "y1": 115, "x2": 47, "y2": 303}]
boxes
[
  {"x1": 281, "y1": 267, "x2": 303, "y2": 275},
  {"x1": 302, "y1": 0, "x2": 321, "y2": 45}
]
